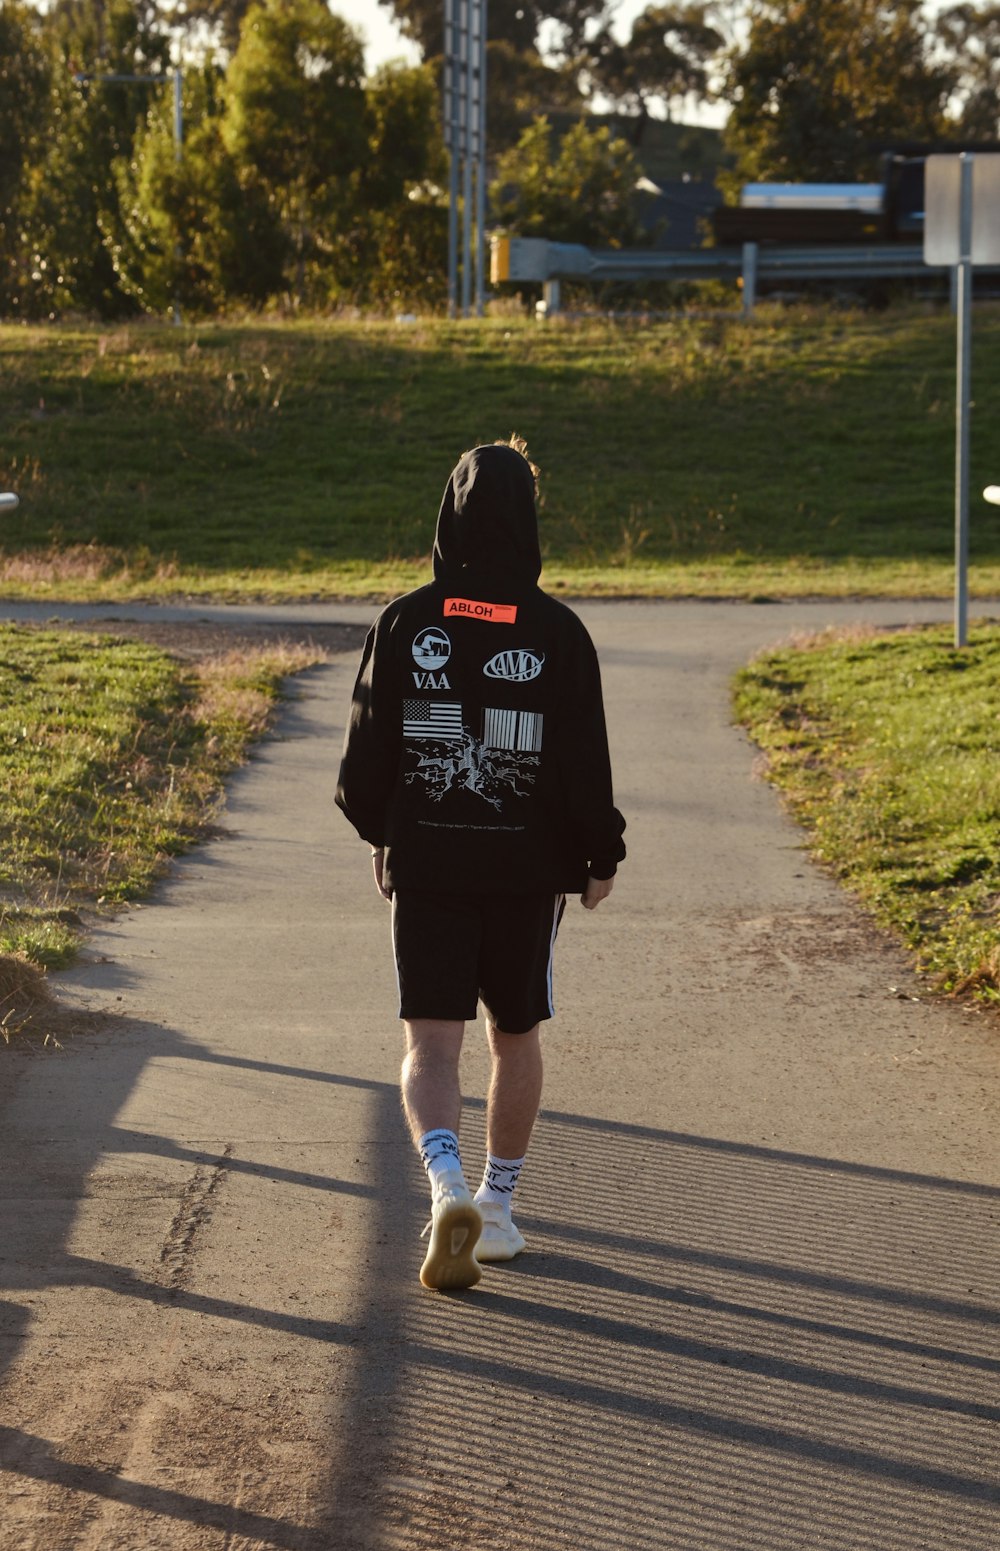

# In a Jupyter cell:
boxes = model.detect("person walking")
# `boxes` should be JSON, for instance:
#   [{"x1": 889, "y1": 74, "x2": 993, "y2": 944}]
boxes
[{"x1": 336, "y1": 440, "x2": 626, "y2": 1290}]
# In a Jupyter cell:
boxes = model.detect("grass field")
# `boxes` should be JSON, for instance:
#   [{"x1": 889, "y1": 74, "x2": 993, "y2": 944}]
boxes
[
  {"x1": 0, "y1": 624, "x2": 322, "y2": 1012},
  {"x1": 2, "y1": 306, "x2": 1000, "y2": 601},
  {"x1": 734, "y1": 622, "x2": 1000, "y2": 1008}
]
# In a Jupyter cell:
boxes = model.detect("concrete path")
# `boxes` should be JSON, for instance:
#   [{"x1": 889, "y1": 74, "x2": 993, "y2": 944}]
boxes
[{"x1": 1, "y1": 599, "x2": 999, "y2": 1551}]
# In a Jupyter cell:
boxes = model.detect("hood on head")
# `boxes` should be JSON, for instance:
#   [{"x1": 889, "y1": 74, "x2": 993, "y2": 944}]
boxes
[{"x1": 433, "y1": 444, "x2": 542, "y2": 586}]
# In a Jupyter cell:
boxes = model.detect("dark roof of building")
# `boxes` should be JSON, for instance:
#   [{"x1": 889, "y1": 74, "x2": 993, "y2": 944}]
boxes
[{"x1": 637, "y1": 179, "x2": 724, "y2": 251}]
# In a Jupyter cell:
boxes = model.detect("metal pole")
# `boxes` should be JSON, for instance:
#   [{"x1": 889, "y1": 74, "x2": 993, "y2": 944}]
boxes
[
  {"x1": 444, "y1": 0, "x2": 458, "y2": 318},
  {"x1": 448, "y1": 148, "x2": 459, "y2": 320},
  {"x1": 462, "y1": 153, "x2": 473, "y2": 317},
  {"x1": 474, "y1": 0, "x2": 487, "y2": 317},
  {"x1": 955, "y1": 154, "x2": 973, "y2": 648},
  {"x1": 172, "y1": 67, "x2": 183, "y2": 327},
  {"x1": 741, "y1": 242, "x2": 757, "y2": 317},
  {"x1": 459, "y1": 0, "x2": 472, "y2": 316},
  {"x1": 173, "y1": 67, "x2": 183, "y2": 157}
]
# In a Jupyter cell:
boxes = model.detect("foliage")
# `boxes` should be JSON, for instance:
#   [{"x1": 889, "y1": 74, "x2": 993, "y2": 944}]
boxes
[
  {"x1": 484, "y1": 41, "x2": 583, "y2": 158},
  {"x1": 0, "y1": 3, "x2": 51, "y2": 312},
  {"x1": 2, "y1": 0, "x2": 999, "y2": 320},
  {"x1": 734, "y1": 623, "x2": 1000, "y2": 1005},
  {"x1": 586, "y1": 3, "x2": 725, "y2": 146},
  {"x1": 114, "y1": 66, "x2": 286, "y2": 315},
  {"x1": 380, "y1": 0, "x2": 555, "y2": 59},
  {"x1": 339, "y1": 61, "x2": 449, "y2": 308},
  {"x1": 2, "y1": 307, "x2": 1000, "y2": 600},
  {"x1": 722, "y1": 0, "x2": 954, "y2": 188},
  {"x1": 936, "y1": 3, "x2": 1000, "y2": 140},
  {"x1": 221, "y1": 0, "x2": 367, "y2": 304},
  {"x1": 23, "y1": 0, "x2": 173, "y2": 318},
  {"x1": 165, "y1": 0, "x2": 256, "y2": 55},
  {"x1": 491, "y1": 117, "x2": 647, "y2": 247}
]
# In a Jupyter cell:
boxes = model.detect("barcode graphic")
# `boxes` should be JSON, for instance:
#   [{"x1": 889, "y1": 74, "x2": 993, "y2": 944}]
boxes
[
  {"x1": 403, "y1": 700, "x2": 464, "y2": 739},
  {"x1": 483, "y1": 707, "x2": 543, "y2": 752}
]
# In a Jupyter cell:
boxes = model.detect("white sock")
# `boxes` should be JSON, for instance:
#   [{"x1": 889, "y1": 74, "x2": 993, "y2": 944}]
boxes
[
  {"x1": 418, "y1": 1128, "x2": 464, "y2": 1187},
  {"x1": 475, "y1": 1152, "x2": 525, "y2": 1210}
]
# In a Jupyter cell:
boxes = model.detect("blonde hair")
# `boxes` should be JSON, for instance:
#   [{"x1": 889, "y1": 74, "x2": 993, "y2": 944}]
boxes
[{"x1": 494, "y1": 432, "x2": 540, "y2": 495}]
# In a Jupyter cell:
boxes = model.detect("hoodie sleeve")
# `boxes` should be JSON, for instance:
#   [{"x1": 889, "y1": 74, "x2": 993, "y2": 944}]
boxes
[
  {"x1": 557, "y1": 621, "x2": 627, "y2": 880},
  {"x1": 335, "y1": 613, "x2": 401, "y2": 848}
]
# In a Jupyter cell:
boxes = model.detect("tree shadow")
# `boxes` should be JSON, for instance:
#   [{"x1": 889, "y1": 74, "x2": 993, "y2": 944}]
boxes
[{"x1": 3, "y1": 1032, "x2": 999, "y2": 1549}]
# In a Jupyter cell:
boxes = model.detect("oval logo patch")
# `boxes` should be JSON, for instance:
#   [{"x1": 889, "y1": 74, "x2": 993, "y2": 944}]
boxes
[{"x1": 483, "y1": 649, "x2": 544, "y2": 683}]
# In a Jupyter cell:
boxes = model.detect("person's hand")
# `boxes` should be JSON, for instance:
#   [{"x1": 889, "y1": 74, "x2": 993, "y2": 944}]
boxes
[
  {"x1": 371, "y1": 847, "x2": 391, "y2": 901},
  {"x1": 581, "y1": 875, "x2": 614, "y2": 910}
]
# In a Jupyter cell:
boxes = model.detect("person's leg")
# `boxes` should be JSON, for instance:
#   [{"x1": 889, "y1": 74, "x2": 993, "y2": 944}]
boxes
[
  {"x1": 472, "y1": 1023, "x2": 542, "y2": 1262},
  {"x1": 484, "y1": 1022, "x2": 543, "y2": 1161},
  {"x1": 474, "y1": 894, "x2": 563, "y2": 1263},
  {"x1": 401, "y1": 1018, "x2": 483, "y2": 1290},
  {"x1": 401, "y1": 1018, "x2": 465, "y2": 1149}
]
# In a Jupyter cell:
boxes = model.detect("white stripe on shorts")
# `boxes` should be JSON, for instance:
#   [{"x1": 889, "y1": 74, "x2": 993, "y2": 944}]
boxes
[{"x1": 545, "y1": 894, "x2": 565, "y2": 1017}]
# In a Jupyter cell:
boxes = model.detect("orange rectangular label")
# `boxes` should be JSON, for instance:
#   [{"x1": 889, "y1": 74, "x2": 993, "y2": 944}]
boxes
[{"x1": 443, "y1": 597, "x2": 517, "y2": 624}]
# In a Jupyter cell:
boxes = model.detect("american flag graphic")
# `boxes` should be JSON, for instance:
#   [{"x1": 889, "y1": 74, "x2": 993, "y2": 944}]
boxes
[
  {"x1": 403, "y1": 700, "x2": 464, "y2": 739},
  {"x1": 483, "y1": 708, "x2": 543, "y2": 752}
]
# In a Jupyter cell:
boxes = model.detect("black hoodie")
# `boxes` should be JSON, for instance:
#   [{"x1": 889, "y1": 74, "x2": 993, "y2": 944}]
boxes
[{"x1": 336, "y1": 444, "x2": 626, "y2": 894}]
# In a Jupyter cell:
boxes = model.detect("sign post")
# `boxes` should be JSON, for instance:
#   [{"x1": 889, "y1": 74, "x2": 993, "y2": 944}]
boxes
[
  {"x1": 954, "y1": 155, "x2": 972, "y2": 648},
  {"x1": 924, "y1": 153, "x2": 1000, "y2": 646}
]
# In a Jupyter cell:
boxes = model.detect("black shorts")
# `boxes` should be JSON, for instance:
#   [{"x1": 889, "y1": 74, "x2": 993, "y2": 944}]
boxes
[{"x1": 392, "y1": 890, "x2": 566, "y2": 1035}]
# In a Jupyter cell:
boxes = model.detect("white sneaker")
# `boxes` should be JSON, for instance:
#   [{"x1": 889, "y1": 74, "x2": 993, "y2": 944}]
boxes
[
  {"x1": 419, "y1": 1171, "x2": 482, "y2": 1290},
  {"x1": 474, "y1": 1200, "x2": 527, "y2": 1262}
]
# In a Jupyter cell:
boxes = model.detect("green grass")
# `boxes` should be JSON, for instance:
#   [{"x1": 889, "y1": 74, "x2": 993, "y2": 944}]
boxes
[
  {"x1": 1, "y1": 307, "x2": 1000, "y2": 600},
  {"x1": 0, "y1": 624, "x2": 322, "y2": 986},
  {"x1": 733, "y1": 622, "x2": 1000, "y2": 1006}
]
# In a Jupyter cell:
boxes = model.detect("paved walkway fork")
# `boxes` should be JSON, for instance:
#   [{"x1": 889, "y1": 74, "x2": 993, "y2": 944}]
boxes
[{"x1": 1, "y1": 600, "x2": 998, "y2": 1550}]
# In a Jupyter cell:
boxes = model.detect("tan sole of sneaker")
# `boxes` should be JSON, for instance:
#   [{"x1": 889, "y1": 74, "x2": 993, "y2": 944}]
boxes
[{"x1": 420, "y1": 1200, "x2": 483, "y2": 1290}]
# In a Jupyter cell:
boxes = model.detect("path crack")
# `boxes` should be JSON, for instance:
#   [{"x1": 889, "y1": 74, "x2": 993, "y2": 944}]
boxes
[{"x1": 158, "y1": 1144, "x2": 234, "y2": 1290}]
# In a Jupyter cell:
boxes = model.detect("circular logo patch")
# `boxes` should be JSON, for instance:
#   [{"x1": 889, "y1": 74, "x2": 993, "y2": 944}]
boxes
[{"x1": 412, "y1": 628, "x2": 451, "y2": 670}]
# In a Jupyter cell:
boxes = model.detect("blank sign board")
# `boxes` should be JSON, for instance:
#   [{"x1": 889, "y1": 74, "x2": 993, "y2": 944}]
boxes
[{"x1": 924, "y1": 154, "x2": 1000, "y2": 265}]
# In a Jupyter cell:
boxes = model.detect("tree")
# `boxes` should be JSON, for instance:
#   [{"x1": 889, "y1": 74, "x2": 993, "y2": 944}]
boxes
[
  {"x1": 491, "y1": 116, "x2": 645, "y2": 247},
  {"x1": 343, "y1": 61, "x2": 450, "y2": 308},
  {"x1": 484, "y1": 40, "x2": 583, "y2": 155},
  {"x1": 722, "y1": 0, "x2": 954, "y2": 189},
  {"x1": 114, "y1": 65, "x2": 286, "y2": 314},
  {"x1": 587, "y1": 3, "x2": 724, "y2": 145},
  {"x1": 379, "y1": 0, "x2": 544, "y2": 60},
  {"x1": 23, "y1": 0, "x2": 172, "y2": 317},
  {"x1": 936, "y1": 3, "x2": 1000, "y2": 140},
  {"x1": 540, "y1": 0, "x2": 613, "y2": 61},
  {"x1": 0, "y1": 3, "x2": 51, "y2": 310},
  {"x1": 164, "y1": 0, "x2": 256, "y2": 56},
  {"x1": 221, "y1": 0, "x2": 368, "y2": 303}
]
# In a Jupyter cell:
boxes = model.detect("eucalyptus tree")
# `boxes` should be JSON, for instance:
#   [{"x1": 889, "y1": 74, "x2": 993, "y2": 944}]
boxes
[
  {"x1": 221, "y1": 0, "x2": 367, "y2": 302},
  {"x1": 722, "y1": 0, "x2": 954, "y2": 189}
]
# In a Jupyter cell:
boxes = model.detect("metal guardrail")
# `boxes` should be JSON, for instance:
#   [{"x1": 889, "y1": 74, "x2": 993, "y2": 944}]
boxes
[{"x1": 491, "y1": 235, "x2": 1000, "y2": 314}]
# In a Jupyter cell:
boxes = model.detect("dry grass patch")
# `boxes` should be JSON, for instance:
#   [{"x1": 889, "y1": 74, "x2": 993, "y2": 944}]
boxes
[
  {"x1": 734, "y1": 621, "x2": 1000, "y2": 1009},
  {"x1": 0, "y1": 625, "x2": 328, "y2": 1003},
  {"x1": 0, "y1": 952, "x2": 55, "y2": 1043}
]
